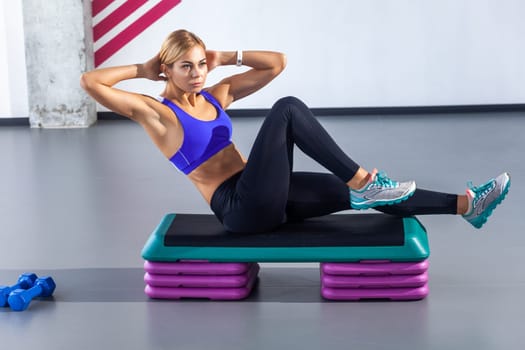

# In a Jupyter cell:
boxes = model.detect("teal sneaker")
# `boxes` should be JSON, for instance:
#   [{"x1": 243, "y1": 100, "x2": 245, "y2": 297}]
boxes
[
  {"x1": 350, "y1": 170, "x2": 416, "y2": 210},
  {"x1": 462, "y1": 172, "x2": 511, "y2": 229}
]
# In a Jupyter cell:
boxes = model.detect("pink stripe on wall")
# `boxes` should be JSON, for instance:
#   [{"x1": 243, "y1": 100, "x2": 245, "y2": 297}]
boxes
[
  {"x1": 93, "y1": 0, "x2": 147, "y2": 41},
  {"x1": 92, "y1": 0, "x2": 114, "y2": 17},
  {"x1": 94, "y1": 0, "x2": 181, "y2": 67}
]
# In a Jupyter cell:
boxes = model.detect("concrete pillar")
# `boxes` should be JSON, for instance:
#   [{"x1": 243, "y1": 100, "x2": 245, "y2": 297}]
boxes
[{"x1": 22, "y1": 0, "x2": 96, "y2": 128}]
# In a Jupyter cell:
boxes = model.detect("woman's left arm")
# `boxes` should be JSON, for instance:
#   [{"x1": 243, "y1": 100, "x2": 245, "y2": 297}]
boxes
[{"x1": 206, "y1": 50, "x2": 286, "y2": 108}]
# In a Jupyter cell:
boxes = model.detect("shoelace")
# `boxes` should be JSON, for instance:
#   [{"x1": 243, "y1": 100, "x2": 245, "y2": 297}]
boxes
[
  {"x1": 373, "y1": 171, "x2": 397, "y2": 188},
  {"x1": 467, "y1": 179, "x2": 495, "y2": 204}
]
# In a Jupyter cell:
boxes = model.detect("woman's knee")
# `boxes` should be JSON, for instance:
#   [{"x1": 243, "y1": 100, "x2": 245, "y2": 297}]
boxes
[
  {"x1": 272, "y1": 96, "x2": 305, "y2": 110},
  {"x1": 267, "y1": 96, "x2": 308, "y2": 123}
]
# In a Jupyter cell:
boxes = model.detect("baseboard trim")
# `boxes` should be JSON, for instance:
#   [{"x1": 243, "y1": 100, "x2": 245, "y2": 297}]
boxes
[
  {"x1": 0, "y1": 118, "x2": 30, "y2": 126},
  {"x1": 98, "y1": 103, "x2": 525, "y2": 120},
  {"x1": 2, "y1": 104, "x2": 524, "y2": 125}
]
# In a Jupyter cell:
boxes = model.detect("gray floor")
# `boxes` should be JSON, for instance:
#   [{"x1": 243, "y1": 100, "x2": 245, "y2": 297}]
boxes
[{"x1": 0, "y1": 112, "x2": 524, "y2": 349}]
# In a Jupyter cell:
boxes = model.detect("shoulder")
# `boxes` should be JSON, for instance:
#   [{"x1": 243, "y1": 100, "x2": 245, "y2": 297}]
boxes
[
  {"x1": 203, "y1": 84, "x2": 233, "y2": 109},
  {"x1": 133, "y1": 94, "x2": 180, "y2": 129},
  {"x1": 140, "y1": 94, "x2": 164, "y2": 106},
  {"x1": 134, "y1": 95, "x2": 184, "y2": 157}
]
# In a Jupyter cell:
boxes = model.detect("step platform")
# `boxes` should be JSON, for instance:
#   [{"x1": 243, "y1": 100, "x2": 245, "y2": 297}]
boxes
[{"x1": 142, "y1": 213, "x2": 430, "y2": 301}]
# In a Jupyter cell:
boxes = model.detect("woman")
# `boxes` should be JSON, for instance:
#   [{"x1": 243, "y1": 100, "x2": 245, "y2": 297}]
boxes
[{"x1": 80, "y1": 29, "x2": 510, "y2": 233}]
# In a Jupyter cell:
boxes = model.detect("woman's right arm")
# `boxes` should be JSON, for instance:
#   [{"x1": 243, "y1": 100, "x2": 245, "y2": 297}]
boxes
[{"x1": 80, "y1": 55, "x2": 165, "y2": 122}]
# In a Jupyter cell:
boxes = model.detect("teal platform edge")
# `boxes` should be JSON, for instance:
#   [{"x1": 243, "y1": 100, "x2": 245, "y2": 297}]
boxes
[{"x1": 141, "y1": 214, "x2": 430, "y2": 262}]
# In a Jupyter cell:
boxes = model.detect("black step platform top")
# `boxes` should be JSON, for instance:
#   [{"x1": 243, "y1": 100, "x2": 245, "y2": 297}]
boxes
[{"x1": 163, "y1": 213, "x2": 406, "y2": 247}]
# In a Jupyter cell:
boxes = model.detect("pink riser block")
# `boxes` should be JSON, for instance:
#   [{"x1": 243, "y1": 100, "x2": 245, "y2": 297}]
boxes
[
  {"x1": 321, "y1": 271, "x2": 428, "y2": 288},
  {"x1": 144, "y1": 260, "x2": 255, "y2": 275},
  {"x1": 321, "y1": 259, "x2": 428, "y2": 276},
  {"x1": 145, "y1": 264, "x2": 260, "y2": 288},
  {"x1": 322, "y1": 283, "x2": 429, "y2": 301}
]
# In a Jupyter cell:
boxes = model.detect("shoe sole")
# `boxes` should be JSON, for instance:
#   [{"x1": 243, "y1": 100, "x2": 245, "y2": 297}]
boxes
[
  {"x1": 351, "y1": 185, "x2": 416, "y2": 210},
  {"x1": 469, "y1": 174, "x2": 511, "y2": 229}
]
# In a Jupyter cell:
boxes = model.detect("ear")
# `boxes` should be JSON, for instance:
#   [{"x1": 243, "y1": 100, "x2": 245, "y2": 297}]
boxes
[{"x1": 160, "y1": 63, "x2": 169, "y2": 76}]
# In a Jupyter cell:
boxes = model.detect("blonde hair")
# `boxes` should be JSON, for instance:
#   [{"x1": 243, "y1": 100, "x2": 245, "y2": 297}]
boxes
[{"x1": 159, "y1": 29, "x2": 206, "y2": 66}]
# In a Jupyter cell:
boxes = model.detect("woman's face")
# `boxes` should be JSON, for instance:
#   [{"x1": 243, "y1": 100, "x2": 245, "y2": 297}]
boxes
[{"x1": 166, "y1": 45, "x2": 208, "y2": 93}]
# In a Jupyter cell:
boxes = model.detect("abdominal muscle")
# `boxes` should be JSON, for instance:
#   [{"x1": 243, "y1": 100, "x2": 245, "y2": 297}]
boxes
[{"x1": 186, "y1": 143, "x2": 247, "y2": 204}]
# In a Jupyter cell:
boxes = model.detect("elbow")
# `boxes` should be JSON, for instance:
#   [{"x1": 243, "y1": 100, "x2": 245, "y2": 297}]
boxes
[
  {"x1": 270, "y1": 53, "x2": 287, "y2": 77},
  {"x1": 278, "y1": 52, "x2": 287, "y2": 72},
  {"x1": 79, "y1": 72, "x2": 94, "y2": 93},
  {"x1": 79, "y1": 73, "x2": 89, "y2": 91}
]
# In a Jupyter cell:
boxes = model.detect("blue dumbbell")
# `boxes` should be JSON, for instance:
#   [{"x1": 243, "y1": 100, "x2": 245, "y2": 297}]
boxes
[
  {"x1": 8, "y1": 276, "x2": 56, "y2": 311},
  {"x1": 0, "y1": 273, "x2": 38, "y2": 307}
]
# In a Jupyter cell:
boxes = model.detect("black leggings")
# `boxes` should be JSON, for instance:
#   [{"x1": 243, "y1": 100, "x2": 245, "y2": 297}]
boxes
[{"x1": 210, "y1": 96, "x2": 457, "y2": 233}]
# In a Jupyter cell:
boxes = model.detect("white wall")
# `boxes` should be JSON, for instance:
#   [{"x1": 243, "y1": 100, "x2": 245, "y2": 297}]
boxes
[
  {"x1": 0, "y1": 1, "x2": 9, "y2": 117},
  {"x1": 0, "y1": 1, "x2": 28, "y2": 118},
  {"x1": 2, "y1": 0, "x2": 524, "y2": 118},
  {"x1": 100, "y1": 0, "x2": 525, "y2": 109}
]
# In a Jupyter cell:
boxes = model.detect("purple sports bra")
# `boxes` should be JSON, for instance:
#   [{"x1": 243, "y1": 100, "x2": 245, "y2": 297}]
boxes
[{"x1": 160, "y1": 91, "x2": 233, "y2": 175}]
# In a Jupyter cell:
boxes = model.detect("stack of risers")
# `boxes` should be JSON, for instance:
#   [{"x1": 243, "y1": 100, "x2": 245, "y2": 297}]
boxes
[
  {"x1": 144, "y1": 261, "x2": 259, "y2": 300},
  {"x1": 320, "y1": 259, "x2": 429, "y2": 300}
]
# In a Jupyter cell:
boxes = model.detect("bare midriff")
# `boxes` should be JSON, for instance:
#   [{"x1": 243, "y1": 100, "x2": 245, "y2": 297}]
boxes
[{"x1": 186, "y1": 143, "x2": 246, "y2": 204}]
